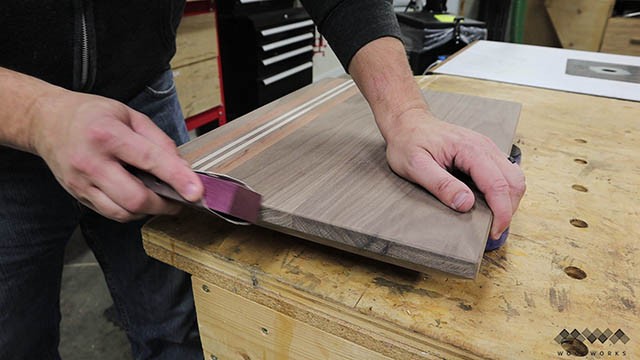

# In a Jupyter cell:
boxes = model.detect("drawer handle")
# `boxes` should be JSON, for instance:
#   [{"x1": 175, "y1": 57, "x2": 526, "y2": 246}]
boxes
[
  {"x1": 262, "y1": 45, "x2": 313, "y2": 66},
  {"x1": 239, "y1": 0, "x2": 269, "y2": 3},
  {"x1": 262, "y1": 33, "x2": 314, "y2": 51},
  {"x1": 262, "y1": 62, "x2": 312, "y2": 85},
  {"x1": 261, "y1": 20, "x2": 314, "y2": 36},
  {"x1": 630, "y1": 38, "x2": 640, "y2": 45}
]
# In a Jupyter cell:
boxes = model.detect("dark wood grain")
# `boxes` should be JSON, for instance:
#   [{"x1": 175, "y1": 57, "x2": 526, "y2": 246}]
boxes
[{"x1": 182, "y1": 78, "x2": 521, "y2": 278}]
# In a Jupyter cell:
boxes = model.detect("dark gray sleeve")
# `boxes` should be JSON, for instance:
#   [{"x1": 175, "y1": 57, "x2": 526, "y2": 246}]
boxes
[{"x1": 299, "y1": 0, "x2": 403, "y2": 71}]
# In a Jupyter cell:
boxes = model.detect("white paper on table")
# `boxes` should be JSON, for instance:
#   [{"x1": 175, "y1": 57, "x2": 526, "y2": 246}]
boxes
[{"x1": 433, "y1": 40, "x2": 640, "y2": 102}]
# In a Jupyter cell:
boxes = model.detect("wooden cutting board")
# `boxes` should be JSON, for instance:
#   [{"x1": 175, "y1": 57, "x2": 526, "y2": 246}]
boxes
[{"x1": 179, "y1": 78, "x2": 521, "y2": 278}]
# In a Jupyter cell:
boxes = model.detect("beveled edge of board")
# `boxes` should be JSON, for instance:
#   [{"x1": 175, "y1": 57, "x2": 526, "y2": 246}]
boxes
[{"x1": 258, "y1": 210, "x2": 482, "y2": 279}]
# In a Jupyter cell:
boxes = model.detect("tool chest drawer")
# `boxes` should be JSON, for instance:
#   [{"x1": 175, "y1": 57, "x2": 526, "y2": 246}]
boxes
[
  {"x1": 253, "y1": 11, "x2": 315, "y2": 44},
  {"x1": 219, "y1": 6, "x2": 314, "y2": 120},
  {"x1": 256, "y1": 61, "x2": 312, "y2": 104},
  {"x1": 253, "y1": 9, "x2": 315, "y2": 76},
  {"x1": 257, "y1": 48, "x2": 313, "y2": 77},
  {"x1": 260, "y1": 44, "x2": 314, "y2": 67}
]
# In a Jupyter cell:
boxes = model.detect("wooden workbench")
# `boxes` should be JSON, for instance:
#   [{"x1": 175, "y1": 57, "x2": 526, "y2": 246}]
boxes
[{"x1": 142, "y1": 75, "x2": 639, "y2": 359}]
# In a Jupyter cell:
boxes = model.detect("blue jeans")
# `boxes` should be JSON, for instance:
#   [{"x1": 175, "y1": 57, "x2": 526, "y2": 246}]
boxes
[{"x1": 0, "y1": 70, "x2": 202, "y2": 359}]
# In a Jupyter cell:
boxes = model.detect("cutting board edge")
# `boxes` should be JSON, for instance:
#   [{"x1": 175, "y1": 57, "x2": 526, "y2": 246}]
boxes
[{"x1": 257, "y1": 211, "x2": 481, "y2": 279}]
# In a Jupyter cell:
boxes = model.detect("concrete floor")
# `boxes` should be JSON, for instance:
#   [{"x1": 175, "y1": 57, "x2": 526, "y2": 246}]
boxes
[{"x1": 60, "y1": 229, "x2": 131, "y2": 359}]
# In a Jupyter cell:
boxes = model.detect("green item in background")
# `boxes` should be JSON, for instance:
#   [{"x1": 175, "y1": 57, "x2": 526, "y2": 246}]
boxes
[
  {"x1": 510, "y1": 0, "x2": 527, "y2": 43},
  {"x1": 434, "y1": 14, "x2": 458, "y2": 23}
]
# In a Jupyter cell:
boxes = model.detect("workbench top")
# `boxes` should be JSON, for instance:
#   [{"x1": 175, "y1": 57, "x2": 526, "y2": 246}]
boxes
[{"x1": 143, "y1": 75, "x2": 639, "y2": 359}]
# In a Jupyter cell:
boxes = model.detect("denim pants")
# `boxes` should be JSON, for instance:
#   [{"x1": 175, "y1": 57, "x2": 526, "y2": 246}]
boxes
[{"x1": 0, "y1": 70, "x2": 202, "y2": 359}]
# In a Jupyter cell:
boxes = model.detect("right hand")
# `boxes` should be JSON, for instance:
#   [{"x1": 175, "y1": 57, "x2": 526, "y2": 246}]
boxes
[
  {"x1": 383, "y1": 108, "x2": 526, "y2": 240},
  {"x1": 31, "y1": 90, "x2": 203, "y2": 222}
]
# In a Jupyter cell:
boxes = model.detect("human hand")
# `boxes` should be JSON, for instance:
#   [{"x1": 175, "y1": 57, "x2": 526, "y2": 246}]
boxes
[
  {"x1": 384, "y1": 108, "x2": 526, "y2": 240},
  {"x1": 344, "y1": 36, "x2": 524, "y2": 239},
  {"x1": 30, "y1": 90, "x2": 203, "y2": 222}
]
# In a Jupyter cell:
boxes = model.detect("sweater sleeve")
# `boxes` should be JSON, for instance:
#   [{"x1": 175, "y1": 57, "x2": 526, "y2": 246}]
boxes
[{"x1": 299, "y1": 0, "x2": 403, "y2": 71}]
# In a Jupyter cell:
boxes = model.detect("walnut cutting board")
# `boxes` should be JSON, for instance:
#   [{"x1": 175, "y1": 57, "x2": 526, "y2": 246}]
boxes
[{"x1": 179, "y1": 78, "x2": 521, "y2": 278}]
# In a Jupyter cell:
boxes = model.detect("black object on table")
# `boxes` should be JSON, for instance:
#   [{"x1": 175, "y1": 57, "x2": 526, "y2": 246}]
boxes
[{"x1": 397, "y1": 10, "x2": 486, "y2": 75}]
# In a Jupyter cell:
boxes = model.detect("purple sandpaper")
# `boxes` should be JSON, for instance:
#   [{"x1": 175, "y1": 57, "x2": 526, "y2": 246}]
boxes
[
  {"x1": 199, "y1": 174, "x2": 262, "y2": 223},
  {"x1": 134, "y1": 170, "x2": 262, "y2": 224}
]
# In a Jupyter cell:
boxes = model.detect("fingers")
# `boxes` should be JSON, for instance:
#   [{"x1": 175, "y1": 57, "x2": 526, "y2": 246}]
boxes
[
  {"x1": 404, "y1": 150, "x2": 476, "y2": 212},
  {"x1": 106, "y1": 121, "x2": 204, "y2": 203},
  {"x1": 41, "y1": 93, "x2": 196, "y2": 221},
  {"x1": 388, "y1": 129, "x2": 525, "y2": 241},
  {"x1": 381, "y1": 110, "x2": 526, "y2": 243},
  {"x1": 78, "y1": 185, "x2": 145, "y2": 223},
  {"x1": 87, "y1": 161, "x2": 182, "y2": 217},
  {"x1": 491, "y1": 153, "x2": 526, "y2": 214},
  {"x1": 68, "y1": 161, "x2": 182, "y2": 221},
  {"x1": 461, "y1": 151, "x2": 514, "y2": 240},
  {"x1": 399, "y1": 147, "x2": 512, "y2": 240},
  {"x1": 75, "y1": 112, "x2": 199, "y2": 219},
  {"x1": 400, "y1": 145, "x2": 523, "y2": 240}
]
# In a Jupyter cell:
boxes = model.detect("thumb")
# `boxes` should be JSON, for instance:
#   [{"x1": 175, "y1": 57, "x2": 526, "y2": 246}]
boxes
[{"x1": 404, "y1": 151, "x2": 475, "y2": 212}]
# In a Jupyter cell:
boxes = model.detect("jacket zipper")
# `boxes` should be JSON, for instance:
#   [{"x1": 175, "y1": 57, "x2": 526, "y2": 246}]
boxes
[
  {"x1": 79, "y1": 8, "x2": 89, "y2": 89},
  {"x1": 74, "y1": 0, "x2": 95, "y2": 91}
]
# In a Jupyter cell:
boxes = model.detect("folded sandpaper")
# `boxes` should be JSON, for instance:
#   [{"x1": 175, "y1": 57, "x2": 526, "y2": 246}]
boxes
[{"x1": 134, "y1": 170, "x2": 262, "y2": 224}]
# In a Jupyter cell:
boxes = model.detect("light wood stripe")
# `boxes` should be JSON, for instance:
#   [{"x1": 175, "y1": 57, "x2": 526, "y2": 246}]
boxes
[{"x1": 192, "y1": 80, "x2": 355, "y2": 170}]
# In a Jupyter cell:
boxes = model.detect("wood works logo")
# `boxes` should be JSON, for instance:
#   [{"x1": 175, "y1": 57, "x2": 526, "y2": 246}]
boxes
[{"x1": 555, "y1": 328, "x2": 630, "y2": 357}]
